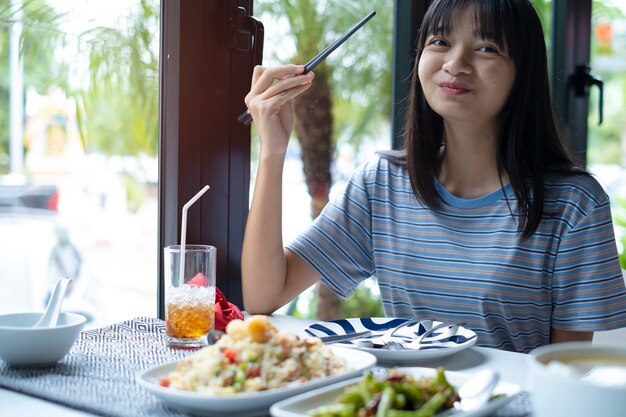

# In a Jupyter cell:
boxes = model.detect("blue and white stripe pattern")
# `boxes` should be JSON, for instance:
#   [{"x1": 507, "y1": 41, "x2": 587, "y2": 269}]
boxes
[
  {"x1": 287, "y1": 156, "x2": 626, "y2": 353},
  {"x1": 305, "y1": 317, "x2": 477, "y2": 350}
]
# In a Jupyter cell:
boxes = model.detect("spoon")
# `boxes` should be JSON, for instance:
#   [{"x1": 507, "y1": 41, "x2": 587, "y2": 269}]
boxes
[
  {"x1": 207, "y1": 329, "x2": 225, "y2": 345},
  {"x1": 434, "y1": 370, "x2": 499, "y2": 417},
  {"x1": 455, "y1": 369, "x2": 500, "y2": 412},
  {"x1": 354, "y1": 320, "x2": 459, "y2": 349},
  {"x1": 385, "y1": 323, "x2": 462, "y2": 350},
  {"x1": 33, "y1": 277, "x2": 72, "y2": 328},
  {"x1": 352, "y1": 319, "x2": 422, "y2": 348}
]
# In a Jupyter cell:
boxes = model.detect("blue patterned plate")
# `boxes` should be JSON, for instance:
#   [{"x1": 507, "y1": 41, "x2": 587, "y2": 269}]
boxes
[{"x1": 305, "y1": 317, "x2": 477, "y2": 362}]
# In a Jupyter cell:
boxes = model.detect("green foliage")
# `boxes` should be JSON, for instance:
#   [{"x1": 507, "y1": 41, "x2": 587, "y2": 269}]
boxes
[
  {"x1": 592, "y1": 0, "x2": 625, "y2": 25},
  {"x1": 339, "y1": 279, "x2": 384, "y2": 318},
  {"x1": 256, "y1": 0, "x2": 393, "y2": 149},
  {"x1": 122, "y1": 173, "x2": 147, "y2": 213},
  {"x1": 72, "y1": 0, "x2": 159, "y2": 156},
  {"x1": 0, "y1": 0, "x2": 68, "y2": 160},
  {"x1": 530, "y1": 0, "x2": 552, "y2": 41},
  {"x1": 587, "y1": 75, "x2": 624, "y2": 164},
  {"x1": 0, "y1": 0, "x2": 158, "y2": 160},
  {"x1": 255, "y1": 1, "x2": 392, "y2": 318},
  {"x1": 588, "y1": 4, "x2": 626, "y2": 166},
  {"x1": 612, "y1": 195, "x2": 626, "y2": 269},
  {"x1": 288, "y1": 279, "x2": 384, "y2": 319}
]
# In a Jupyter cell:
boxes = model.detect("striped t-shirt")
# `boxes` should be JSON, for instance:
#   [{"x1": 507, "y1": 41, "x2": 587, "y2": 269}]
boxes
[{"x1": 287, "y1": 155, "x2": 626, "y2": 352}]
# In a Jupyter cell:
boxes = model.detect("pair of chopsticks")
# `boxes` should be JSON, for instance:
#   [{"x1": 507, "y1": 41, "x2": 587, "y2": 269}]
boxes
[{"x1": 237, "y1": 10, "x2": 376, "y2": 126}]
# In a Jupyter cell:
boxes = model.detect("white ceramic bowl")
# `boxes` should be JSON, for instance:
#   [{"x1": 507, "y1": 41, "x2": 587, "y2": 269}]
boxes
[
  {"x1": 0, "y1": 312, "x2": 86, "y2": 366},
  {"x1": 529, "y1": 342, "x2": 626, "y2": 417}
]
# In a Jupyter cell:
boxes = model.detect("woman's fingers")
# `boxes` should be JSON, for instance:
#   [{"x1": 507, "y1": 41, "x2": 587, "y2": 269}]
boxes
[
  {"x1": 258, "y1": 78, "x2": 313, "y2": 112},
  {"x1": 245, "y1": 67, "x2": 314, "y2": 118},
  {"x1": 257, "y1": 71, "x2": 314, "y2": 101},
  {"x1": 250, "y1": 65, "x2": 266, "y2": 88},
  {"x1": 249, "y1": 64, "x2": 305, "y2": 96}
]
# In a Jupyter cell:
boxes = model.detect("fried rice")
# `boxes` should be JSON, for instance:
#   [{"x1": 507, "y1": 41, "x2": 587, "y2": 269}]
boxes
[{"x1": 164, "y1": 315, "x2": 347, "y2": 395}]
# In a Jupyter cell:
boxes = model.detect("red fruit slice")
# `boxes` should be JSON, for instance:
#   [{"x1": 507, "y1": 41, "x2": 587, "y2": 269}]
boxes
[{"x1": 188, "y1": 272, "x2": 208, "y2": 286}]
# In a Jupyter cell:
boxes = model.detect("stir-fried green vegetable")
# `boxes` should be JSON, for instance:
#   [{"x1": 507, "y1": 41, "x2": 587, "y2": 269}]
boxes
[{"x1": 307, "y1": 368, "x2": 458, "y2": 417}]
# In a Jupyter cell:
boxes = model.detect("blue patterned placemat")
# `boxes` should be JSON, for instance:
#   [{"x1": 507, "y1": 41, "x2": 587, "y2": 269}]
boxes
[{"x1": 0, "y1": 317, "x2": 190, "y2": 417}]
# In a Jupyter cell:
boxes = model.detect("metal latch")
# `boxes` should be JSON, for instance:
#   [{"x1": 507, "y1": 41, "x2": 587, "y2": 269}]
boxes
[{"x1": 567, "y1": 65, "x2": 604, "y2": 125}]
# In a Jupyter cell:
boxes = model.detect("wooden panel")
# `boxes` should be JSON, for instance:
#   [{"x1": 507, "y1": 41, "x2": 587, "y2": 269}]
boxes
[
  {"x1": 551, "y1": 0, "x2": 592, "y2": 165},
  {"x1": 391, "y1": 0, "x2": 431, "y2": 149},
  {"x1": 158, "y1": 0, "x2": 257, "y2": 317}
]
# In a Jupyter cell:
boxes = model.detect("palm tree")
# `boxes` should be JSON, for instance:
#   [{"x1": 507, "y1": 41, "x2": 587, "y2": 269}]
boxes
[
  {"x1": 257, "y1": 0, "x2": 392, "y2": 320},
  {"x1": 0, "y1": 0, "x2": 68, "y2": 168},
  {"x1": 72, "y1": 0, "x2": 159, "y2": 158}
]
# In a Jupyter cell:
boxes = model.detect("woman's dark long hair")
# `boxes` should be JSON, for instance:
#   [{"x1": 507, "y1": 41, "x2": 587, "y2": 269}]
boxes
[{"x1": 404, "y1": 0, "x2": 584, "y2": 238}]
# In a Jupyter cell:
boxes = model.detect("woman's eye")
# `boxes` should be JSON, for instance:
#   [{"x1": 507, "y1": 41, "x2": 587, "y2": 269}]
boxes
[
  {"x1": 429, "y1": 38, "x2": 449, "y2": 48},
  {"x1": 477, "y1": 45, "x2": 499, "y2": 53}
]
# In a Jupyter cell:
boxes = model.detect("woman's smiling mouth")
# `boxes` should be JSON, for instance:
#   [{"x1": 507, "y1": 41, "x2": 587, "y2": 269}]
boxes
[{"x1": 439, "y1": 82, "x2": 471, "y2": 95}]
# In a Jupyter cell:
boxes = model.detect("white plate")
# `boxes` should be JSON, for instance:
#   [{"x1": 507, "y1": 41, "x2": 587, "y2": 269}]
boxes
[
  {"x1": 305, "y1": 317, "x2": 477, "y2": 363},
  {"x1": 136, "y1": 346, "x2": 377, "y2": 417},
  {"x1": 270, "y1": 367, "x2": 521, "y2": 417}
]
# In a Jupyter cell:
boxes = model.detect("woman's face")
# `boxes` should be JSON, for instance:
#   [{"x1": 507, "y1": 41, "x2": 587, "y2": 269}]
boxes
[{"x1": 418, "y1": 7, "x2": 516, "y2": 127}]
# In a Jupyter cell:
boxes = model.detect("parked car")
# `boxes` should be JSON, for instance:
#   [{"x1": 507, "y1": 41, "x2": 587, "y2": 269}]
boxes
[
  {"x1": 0, "y1": 183, "x2": 59, "y2": 211},
  {"x1": 0, "y1": 175, "x2": 96, "y2": 324}
]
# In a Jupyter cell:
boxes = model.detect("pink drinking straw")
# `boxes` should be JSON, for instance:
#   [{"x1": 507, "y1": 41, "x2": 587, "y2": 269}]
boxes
[{"x1": 179, "y1": 185, "x2": 210, "y2": 283}]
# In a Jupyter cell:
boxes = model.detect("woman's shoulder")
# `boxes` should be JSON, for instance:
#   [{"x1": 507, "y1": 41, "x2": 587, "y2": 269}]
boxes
[
  {"x1": 350, "y1": 150, "x2": 408, "y2": 175},
  {"x1": 545, "y1": 172, "x2": 609, "y2": 221},
  {"x1": 345, "y1": 150, "x2": 410, "y2": 191},
  {"x1": 375, "y1": 149, "x2": 407, "y2": 166},
  {"x1": 544, "y1": 172, "x2": 609, "y2": 207}
]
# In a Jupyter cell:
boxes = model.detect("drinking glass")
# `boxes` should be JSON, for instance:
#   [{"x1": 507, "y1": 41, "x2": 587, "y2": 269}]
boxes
[{"x1": 164, "y1": 245, "x2": 216, "y2": 348}]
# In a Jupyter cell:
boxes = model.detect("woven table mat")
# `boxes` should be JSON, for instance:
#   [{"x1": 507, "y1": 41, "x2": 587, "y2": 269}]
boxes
[{"x1": 0, "y1": 317, "x2": 190, "y2": 417}]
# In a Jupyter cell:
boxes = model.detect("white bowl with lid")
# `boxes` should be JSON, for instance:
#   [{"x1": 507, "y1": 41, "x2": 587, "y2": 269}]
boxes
[{"x1": 0, "y1": 311, "x2": 86, "y2": 366}]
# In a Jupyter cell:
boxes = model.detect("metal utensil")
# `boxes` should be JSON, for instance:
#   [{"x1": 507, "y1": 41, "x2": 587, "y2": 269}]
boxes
[
  {"x1": 207, "y1": 329, "x2": 226, "y2": 345},
  {"x1": 352, "y1": 319, "x2": 422, "y2": 349},
  {"x1": 385, "y1": 322, "x2": 461, "y2": 351},
  {"x1": 318, "y1": 330, "x2": 372, "y2": 344}
]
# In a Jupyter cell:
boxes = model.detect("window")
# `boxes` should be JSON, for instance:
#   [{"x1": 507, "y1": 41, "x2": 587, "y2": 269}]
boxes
[
  {"x1": 588, "y1": 1, "x2": 626, "y2": 269},
  {"x1": 0, "y1": 0, "x2": 159, "y2": 326}
]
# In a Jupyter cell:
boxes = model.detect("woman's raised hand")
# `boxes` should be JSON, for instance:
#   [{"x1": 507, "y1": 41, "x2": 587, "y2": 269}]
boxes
[{"x1": 244, "y1": 64, "x2": 314, "y2": 155}]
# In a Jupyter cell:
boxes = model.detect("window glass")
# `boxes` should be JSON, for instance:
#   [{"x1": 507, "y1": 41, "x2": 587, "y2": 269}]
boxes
[
  {"x1": 0, "y1": 0, "x2": 159, "y2": 327},
  {"x1": 531, "y1": 0, "x2": 553, "y2": 46},
  {"x1": 251, "y1": 1, "x2": 393, "y2": 317},
  {"x1": 589, "y1": 0, "x2": 626, "y2": 269}
]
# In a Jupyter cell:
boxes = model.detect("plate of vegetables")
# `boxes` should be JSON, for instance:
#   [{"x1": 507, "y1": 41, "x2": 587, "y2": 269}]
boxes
[{"x1": 269, "y1": 367, "x2": 520, "y2": 417}]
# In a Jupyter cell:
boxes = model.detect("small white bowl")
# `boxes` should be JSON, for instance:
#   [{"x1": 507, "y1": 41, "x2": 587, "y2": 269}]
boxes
[
  {"x1": 0, "y1": 312, "x2": 86, "y2": 367},
  {"x1": 529, "y1": 342, "x2": 626, "y2": 417}
]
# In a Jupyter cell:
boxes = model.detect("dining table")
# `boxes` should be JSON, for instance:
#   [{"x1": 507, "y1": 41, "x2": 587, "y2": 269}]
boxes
[{"x1": 0, "y1": 314, "x2": 533, "y2": 417}]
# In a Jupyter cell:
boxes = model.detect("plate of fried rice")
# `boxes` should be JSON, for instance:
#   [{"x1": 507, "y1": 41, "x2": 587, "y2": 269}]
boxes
[{"x1": 137, "y1": 315, "x2": 377, "y2": 416}]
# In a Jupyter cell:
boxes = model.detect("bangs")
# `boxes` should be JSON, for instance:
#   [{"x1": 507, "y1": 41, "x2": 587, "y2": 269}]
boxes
[{"x1": 421, "y1": 0, "x2": 512, "y2": 51}]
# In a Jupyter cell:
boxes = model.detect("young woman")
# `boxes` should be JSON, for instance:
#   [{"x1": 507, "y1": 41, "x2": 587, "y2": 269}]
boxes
[{"x1": 241, "y1": 0, "x2": 626, "y2": 352}]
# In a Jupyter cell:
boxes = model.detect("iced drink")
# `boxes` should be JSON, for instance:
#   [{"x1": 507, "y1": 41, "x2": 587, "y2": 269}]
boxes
[
  {"x1": 166, "y1": 284, "x2": 215, "y2": 339},
  {"x1": 164, "y1": 245, "x2": 216, "y2": 348}
]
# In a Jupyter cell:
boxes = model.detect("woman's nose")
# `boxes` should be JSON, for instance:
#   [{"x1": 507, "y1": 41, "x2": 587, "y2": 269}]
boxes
[{"x1": 442, "y1": 51, "x2": 472, "y2": 76}]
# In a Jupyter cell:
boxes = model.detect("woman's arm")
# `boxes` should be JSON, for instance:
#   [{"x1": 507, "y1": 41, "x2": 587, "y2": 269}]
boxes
[
  {"x1": 241, "y1": 64, "x2": 320, "y2": 314},
  {"x1": 550, "y1": 327, "x2": 593, "y2": 344}
]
